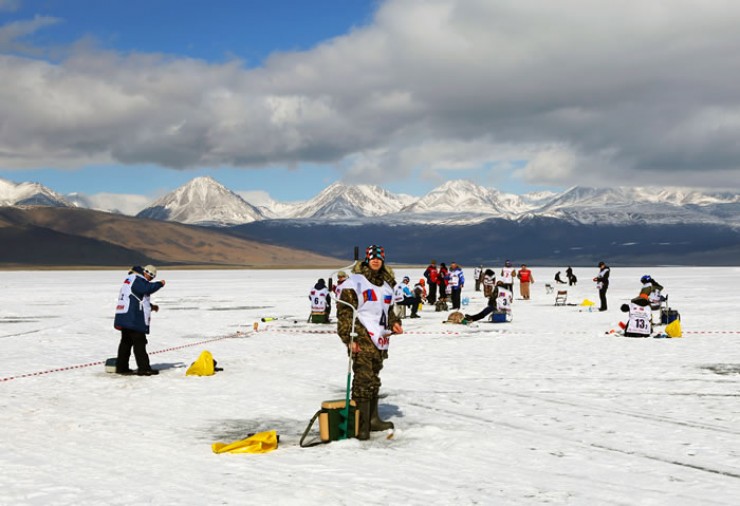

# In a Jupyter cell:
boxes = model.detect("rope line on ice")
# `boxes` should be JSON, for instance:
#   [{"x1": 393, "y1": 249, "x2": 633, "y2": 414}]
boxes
[
  {"x1": 255, "y1": 327, "x2": 740, "y2": 336},
  {"x1": 684, "y1": 330, "x2": 740, "y2": 334},
  {"x1": 255, "y1": 327, "x2": 464, "y2": 335},
  {"x1": 0, "y1": 333, "x2": 243, "y2": 383}
]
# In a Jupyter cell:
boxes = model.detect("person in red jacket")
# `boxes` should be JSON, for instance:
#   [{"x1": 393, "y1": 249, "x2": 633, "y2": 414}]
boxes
[
  {"x1": 517, "y1": 264, "x2": 535, "y2": 300},
  {"x1": 423, "y1": 260, "x2": 438, "y2": 305},
  {"x1": 437, "y1": 262, "x2": 449, "y2": 304}
]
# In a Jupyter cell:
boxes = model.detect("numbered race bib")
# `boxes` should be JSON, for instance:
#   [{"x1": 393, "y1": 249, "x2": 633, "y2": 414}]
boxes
[
  {"x1": 497, "y1": 287, "x2": 513, "y2": 311},
  {"x1": 348, "y1": 274, "x2": 394, "y2": 350},
  {"x1": 626, "y1": 303, "x2": 652, "y2": 336},
  {"x1": 310, "y1": 287, "x2": 328, "y2": 312}
]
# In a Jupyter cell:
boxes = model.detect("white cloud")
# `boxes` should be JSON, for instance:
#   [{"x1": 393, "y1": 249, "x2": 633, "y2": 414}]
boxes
[
  {"x1": 72, "y1": 192, "x2": 153, "y2": 215},
  {"x1": 0, "y1": 15, "x2": 59, "y2": 52},
  {"x1": 1, "y1": 0, "x2": 740, "y2": 190}
]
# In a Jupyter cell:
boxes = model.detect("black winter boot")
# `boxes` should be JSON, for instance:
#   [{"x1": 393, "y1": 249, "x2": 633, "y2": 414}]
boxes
[
  {"x1": 356, "y1": 400, "x2": 371, "y2": 440},
  {"x1": 370, "y1": 397, "x2": 394, "y2": 431}
]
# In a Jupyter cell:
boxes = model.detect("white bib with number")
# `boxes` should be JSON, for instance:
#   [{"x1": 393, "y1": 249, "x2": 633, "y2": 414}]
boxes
[
  {"x1": 501, "y1": 267, "x2": 515, "y2": 284},
  {"x1": 310, "y1": 287, "x2": 329, "y2": 312},
  {"x1": 347, "y1": 274, "x2": 394, "y2": 350},
  {"x1": 626, "y1": 302, "x2": 652, "y2": 336},
  {"x1": 497, "y1": 287, "x2": 513, "y2": 311}
]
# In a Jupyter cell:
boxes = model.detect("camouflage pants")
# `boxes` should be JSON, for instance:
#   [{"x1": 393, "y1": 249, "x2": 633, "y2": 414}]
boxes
[{"x1": 351, "y1": 342, "x2": 387, "y2": 401}]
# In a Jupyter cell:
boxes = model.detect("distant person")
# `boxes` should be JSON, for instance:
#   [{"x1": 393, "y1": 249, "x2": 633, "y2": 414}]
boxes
[
  {"x1": 482, "y1": 268, "x2": 496, "y2": 298},
  {"x1": 566, "y1": 266, "x2": 577, "y2": 286},
  {"x1": 337, "y1": 244, "x2": 403, "y2": 440},
  {"x1": 495, "y1": 280, "x2": 513, "y2": 315},
  {"x1": 394, "y1": 276, "x2": 421, "y2": 318},
  {"x1": 593, "y1": 261, "x2": 610, "y2": 312},
  {"x1": 620, "y1": 293, "x2": 652, "y2": 338},
  {"x1": 639, "y1": 275, "x2": 665, "y2": 310},
  {"x1": 437, "y1": 262, "x2": 449, "y2": 304},
  {"x1": 465, "y1": 283, "x2": 501, "y2": 322},
  {"x1": 415, "y1": 278, "x2": 427, "y2": 305},
  {"x1": 423, "y1": 260, "x2": 439, "y2": 305},
  {"x1": 555, "y1": 271, "x2": 566, "y2": 284},
  {"x1": 114, "y1": 265, "x2": 166, "y2": 376},
  {"x1": 474, "y1": 265, "x2": 483, "y2": 292},
  {"x1": 500, "y1": 260, "x2": 516, "y2": 292},
  {"x1": 334, "y1": 271, "x2": 349, "y2": 299},
  {"x1": 447, "y1": 262, "x2": 465, "y2": 310},
  {"x1": 517, "y1": 264, "x2": 534, "y2": 300},
  {"x1": 309, "y1": 278, "x2": 331, "y2": 323}
]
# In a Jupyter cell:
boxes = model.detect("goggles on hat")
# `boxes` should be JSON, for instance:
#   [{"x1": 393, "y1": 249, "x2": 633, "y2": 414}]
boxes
[{"x1": 365, "y1": 245, "x2": 385, "y2": 261}]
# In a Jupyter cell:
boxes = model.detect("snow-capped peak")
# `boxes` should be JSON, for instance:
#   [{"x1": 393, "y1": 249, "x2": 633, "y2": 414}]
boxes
[
  {"x1": 290, "y1": 182, "x2": 409, "y2": 219},
  {"x1": 402, "y1": 180, "x2": 525, "y2": 217},
  {"x1": 136, "y1": 176, "x2": 264, "y2": 226},
  {"x1": 0, "y1": 177, "x2": 71, "y2": 207}
]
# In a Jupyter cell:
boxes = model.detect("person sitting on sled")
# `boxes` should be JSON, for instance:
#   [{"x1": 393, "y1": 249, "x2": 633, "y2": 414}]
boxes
[
  {"x1": 464, "y1": 283, "x2": 500, "y2": 322},
  {"x1": 620, "y1": 293, "x2": 652, "y2": 338},
  {"x1": 393, "y1": 275, "x2": 421, "y2": 318},
  {"x1": 309, "y1": 278, "x2": 331, "y2": 323},
  {"x1": 639, "y1": 275, "x2": 665, "y2": 310}
]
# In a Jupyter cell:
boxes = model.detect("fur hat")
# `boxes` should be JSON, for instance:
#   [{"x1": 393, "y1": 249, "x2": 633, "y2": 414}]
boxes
[{"x1": 445, "y1": 311, "x2": 466, "y2": 324}]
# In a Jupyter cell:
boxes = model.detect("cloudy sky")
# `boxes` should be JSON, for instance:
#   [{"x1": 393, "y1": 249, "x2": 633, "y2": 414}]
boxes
[{"x1": 1, "y1": 0, "x2": 739, "y2": 210}]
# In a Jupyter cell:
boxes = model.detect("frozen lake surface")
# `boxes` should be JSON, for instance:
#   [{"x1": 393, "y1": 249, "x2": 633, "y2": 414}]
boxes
[{"x1": 1, "y1": 266, "x2": 739, "y2": 505}]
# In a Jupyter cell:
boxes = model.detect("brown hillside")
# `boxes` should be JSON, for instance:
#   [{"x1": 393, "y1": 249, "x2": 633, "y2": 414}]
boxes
[{"x1": 0, "y1": 207, "x2": 342, "y2": 267}]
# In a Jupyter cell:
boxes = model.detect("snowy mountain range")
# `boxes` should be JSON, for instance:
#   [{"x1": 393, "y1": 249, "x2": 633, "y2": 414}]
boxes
[
  {"x1": 0, "y1": 178, "x2": 72, "y2": 208},
  {"x1": 131, "y1": 176, "x2": 740, "y2": 228},
  {"x1": 1, "y1": 175, "x2": 739, "y2": 228}
]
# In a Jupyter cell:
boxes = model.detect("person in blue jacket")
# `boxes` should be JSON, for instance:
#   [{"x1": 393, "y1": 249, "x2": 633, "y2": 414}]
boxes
[
  {"x1": 446, "y1": 262, "x2": 465, "y2": 310},
  {"x1": 114, "y1": 265, "x2": 166, "y2": 375}
]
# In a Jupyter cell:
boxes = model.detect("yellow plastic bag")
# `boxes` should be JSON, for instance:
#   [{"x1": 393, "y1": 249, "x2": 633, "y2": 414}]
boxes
[
  {"x1": 186, "y1": 350, "x2": 215, "y2": 376},
  {"x1": 212, "y1": 430, "x2": 278, "y2": 454},
  {"x1": 580, "y1": 299, "x2": 595, "y2": 306},
  {"x1": 665, "y1": 319, "x2": 683, "y2": 338}
]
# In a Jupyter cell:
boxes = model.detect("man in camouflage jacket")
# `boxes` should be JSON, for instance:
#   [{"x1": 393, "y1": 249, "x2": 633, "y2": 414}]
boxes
[{"x1": 337, "y1": 245, "x2": 403, "y2": 439}]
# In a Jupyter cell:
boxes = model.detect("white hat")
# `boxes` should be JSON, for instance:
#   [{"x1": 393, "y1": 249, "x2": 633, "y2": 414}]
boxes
[{"x1": 143, "y1": 265, "x2": 157, "y2": 278}]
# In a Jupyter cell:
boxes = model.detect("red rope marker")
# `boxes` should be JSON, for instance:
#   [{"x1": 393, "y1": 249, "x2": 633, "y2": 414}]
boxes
[{"x1": 0, "y1": 333, "x2": 245, "y2": 383}]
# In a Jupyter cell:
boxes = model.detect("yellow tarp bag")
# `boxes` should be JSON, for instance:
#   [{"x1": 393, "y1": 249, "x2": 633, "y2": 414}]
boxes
[
  {"x1": 665, "y1": 319, "x2": 683, "y2": 338},
  {"x1": 186, "y1": 350, "x2": 215, "y2": 376},
  {"x1": 580, "y1": 299, "x2": 595, "y2": 306},
  {"x1": 212, "y1": 430, "x2": 278, "y2": 454}
]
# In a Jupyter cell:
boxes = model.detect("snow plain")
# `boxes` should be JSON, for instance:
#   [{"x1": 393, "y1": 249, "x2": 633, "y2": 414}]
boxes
[{"x1": 1, "y1": 266, "x2": 739, "y2": 505}]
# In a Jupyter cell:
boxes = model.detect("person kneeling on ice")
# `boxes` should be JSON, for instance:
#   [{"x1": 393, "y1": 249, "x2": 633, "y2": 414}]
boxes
[
  {"x1": 620, "y1": 293, "x2": 653, "y2": 338},
  {"x1": 114, "y1": 265, "x2": 166, "y2": 376},
  {"x1": 337, "y1": 245, "x2": 403, "y2": 440}
]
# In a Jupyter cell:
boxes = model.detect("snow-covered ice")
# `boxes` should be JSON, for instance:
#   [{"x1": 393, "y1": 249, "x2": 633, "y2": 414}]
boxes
[{"x1": 1, "y1": 266, "x2": 739, "y2": 505}]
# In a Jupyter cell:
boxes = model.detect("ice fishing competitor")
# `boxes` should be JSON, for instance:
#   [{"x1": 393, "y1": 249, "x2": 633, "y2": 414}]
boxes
[
  {"x1": 337, "y1": 245, "x2": 403, "y2": 440},
  {"x1": 114, "y1": 265, "x2": 166, "y2": 376}
]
